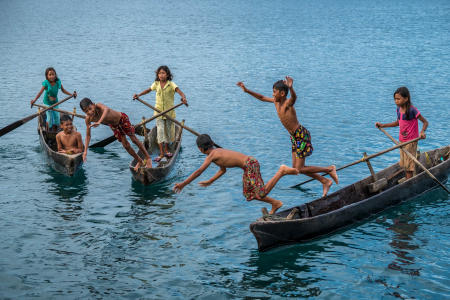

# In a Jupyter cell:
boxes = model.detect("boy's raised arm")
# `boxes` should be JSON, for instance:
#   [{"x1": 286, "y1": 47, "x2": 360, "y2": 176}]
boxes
[
  {"x1": 237, "y1": 82, "x2": 274, "y2": 103},
  {"x1": 284, "y1": 76, "x2": 297, "y2": 106}
]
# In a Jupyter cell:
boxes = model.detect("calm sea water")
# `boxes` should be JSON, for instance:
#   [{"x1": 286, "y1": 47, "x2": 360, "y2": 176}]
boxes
[{"x1": 1, "y1": 0, "x2": 449, "y2": 298}]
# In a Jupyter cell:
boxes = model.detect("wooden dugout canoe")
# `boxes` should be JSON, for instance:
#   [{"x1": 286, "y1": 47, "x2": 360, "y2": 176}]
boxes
[
  {"x1": 250, "y1": 145, "x2": 450, "y2": 252},
  {"x1": 129, "y1": 121, "x2": 184, "y2": 185},
  {"x1": 37, "y1": 116, "x2": 83, "y2": 176}
]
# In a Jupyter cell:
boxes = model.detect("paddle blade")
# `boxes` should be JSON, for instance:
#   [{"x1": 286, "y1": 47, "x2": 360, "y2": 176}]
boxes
[
  {"x1": 0, "y1": 113, "x2": 37, "y2": 137},
  {"x1": 89, "y1": 135, "x2": 117, "y2": 148}
]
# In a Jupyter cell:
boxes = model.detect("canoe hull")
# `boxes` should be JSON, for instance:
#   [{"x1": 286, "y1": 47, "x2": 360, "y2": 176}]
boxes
[
  {"x1": 129, "y1": 122, "x2": 183, "y2": 185},
  {"x1": 37, "y1": 117, "x2": 83, "y2": 176},
  {"x1": 250, "y1": 146, "x2": 450, "y2": 252}
]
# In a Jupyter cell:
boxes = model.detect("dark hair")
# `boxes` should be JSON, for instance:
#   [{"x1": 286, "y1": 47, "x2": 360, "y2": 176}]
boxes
[
  {"x1": 394, "y1": 86, "x2": 412, "y2": 118},
  {"x1": 45, "y1": 67, "x2": 59, "y2": 82},
  {"x1": 60, "y1": 114, "x2": 72, "y2": 123},
  {"x1": 196, "y1": 134, "x2": 214, "y2": 151},
  {"x1": 80, "y1": 97, "x2": 94, "y2": 111},
  {"x1": 273, "y1": 80, "x2": 288, "y2": 95},
  {"x1": 155, "y1": 65, "x2": 173, "y2": 81}
]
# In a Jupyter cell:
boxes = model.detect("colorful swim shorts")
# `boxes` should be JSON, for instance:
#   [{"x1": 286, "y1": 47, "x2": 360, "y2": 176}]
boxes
[
  {"x1": 109, "y1": 112, "x2": 135, "y2": 140},
  {"x1": 290, "y1": 124, "x2": 313, "y2": 158},
  {"x1": 242, "y1": 157, "x2": 266, "y2": 201}
]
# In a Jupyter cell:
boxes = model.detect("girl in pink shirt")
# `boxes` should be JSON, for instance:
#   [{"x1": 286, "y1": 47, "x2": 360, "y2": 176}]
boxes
[{"x1": 376, "y1": 87, "x2": 428, "y2": 179}]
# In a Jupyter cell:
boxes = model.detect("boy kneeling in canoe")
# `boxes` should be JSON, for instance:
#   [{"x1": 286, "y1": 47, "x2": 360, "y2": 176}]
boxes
[
  {"x1": 173, "y1": 134, "x2": 298, "y2": 214},
  {"x1": 80, "y1": 97, "x2": 152, "y2": 171},
  {"x1": 56, "y1": 114, "x2": 84, "y2": 155}
]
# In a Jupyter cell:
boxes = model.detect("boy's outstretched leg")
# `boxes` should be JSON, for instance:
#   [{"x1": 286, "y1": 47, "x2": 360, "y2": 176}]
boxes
[
  {"x1": 293, "y1": 155, "x2": 338, "y2": 197},
  {"x1": 257, "y1": 195, "x2": 283, "y2": 215},
  {"x1": 264, "y1": 165, "x2": 299, "y2": 195},
  {"x1": 120, "y1": 136, "x2": 145, "y2": 171},
  {"x1": 130, "y1": 135, "x2": 152, "y2": 168}
]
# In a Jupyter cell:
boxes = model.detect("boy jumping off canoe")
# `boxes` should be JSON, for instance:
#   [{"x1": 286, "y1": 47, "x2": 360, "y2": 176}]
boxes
[
  {"x1": 173, "y1": 134, "x2": 299, "y2": 214},
  {"x1": 80, "y1": 97, "x2": 152, "y2": 171},
  {"x1": 237, "y1": 76, "x2": 338, "y2": 197}
]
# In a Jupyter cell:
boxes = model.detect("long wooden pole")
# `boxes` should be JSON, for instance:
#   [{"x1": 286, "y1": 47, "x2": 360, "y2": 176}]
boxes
[
  {"x1": 290, "y1": 136, "x2": 422, "y2": 188},
  {"x1": 33, "y1": 103, "x2": 86, "y2": 119},
  {"x1": 0, "y1": 94, "x2": 74, "y2": 137},
  {"x1": 89, "y1": 102, "x2": 185, "y2": 148},
  {"x1": 135, "y1": 97, "x2": 222, "y2": 148},
  {"x1": 378, "y1": 127, "x2": 449, "y2": 193}
]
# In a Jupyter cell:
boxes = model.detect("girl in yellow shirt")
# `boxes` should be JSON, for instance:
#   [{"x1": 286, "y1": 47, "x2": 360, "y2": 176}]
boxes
[{"x1": 134, "y1": 65, "x2": 187, "y2": 161}]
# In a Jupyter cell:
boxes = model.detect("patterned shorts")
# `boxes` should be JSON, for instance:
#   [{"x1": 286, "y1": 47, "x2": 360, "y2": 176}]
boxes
[
  {"x1": 109, "y1": 112, "x2": 135, "y2": 140},
  {"x1": 290, "y1": 124, "x2": 313, "y2": 158},
  {"x1": 242, "y1": 157, "x2": 266, "y2": 201}
]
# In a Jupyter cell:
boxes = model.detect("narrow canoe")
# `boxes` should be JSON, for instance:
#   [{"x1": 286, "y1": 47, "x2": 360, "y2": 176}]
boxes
[
  {"x1": 250, "y1": 145, "x2": 450, "y2": 252},
  {"x1": 37, "y1": 116, "x2": 83, "y2": 176},
  {"x1": 129, "y1": 121, "x2": 184, "y2": 185}
]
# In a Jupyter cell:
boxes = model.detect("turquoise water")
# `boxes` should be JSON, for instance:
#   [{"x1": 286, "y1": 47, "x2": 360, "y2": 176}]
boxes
[{"x1": 1, "y1": 0, "x2": 449, "y2": 298}]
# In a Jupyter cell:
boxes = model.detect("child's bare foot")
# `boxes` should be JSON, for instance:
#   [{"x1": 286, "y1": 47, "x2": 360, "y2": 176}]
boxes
[
  {"x1": 270, "y1": 200, "x2": 283, "y2": 214},
  {"x1": 134, "y1": 160, "x2": 142, "y2": 172},
  {"x1": 329, "y1": 165, "x2": 339, "y2": 184},
  {"x1": 280, "y1": 164, "x2": 299, "y2": 175},
  {"x1": 322, "y1": 179, "x2": 333, "y2": 197}
]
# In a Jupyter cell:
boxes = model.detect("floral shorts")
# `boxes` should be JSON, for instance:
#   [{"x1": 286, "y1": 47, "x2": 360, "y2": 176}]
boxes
[
  {"x1": 290, "y1": 124, "x2": 313, "y2": 158},
  {"x1": 242, "y1": 157, "x2": 266, "y2": 201},
  {"x1": 109, "y1": 112, "x2": 135, "y2": 140}
]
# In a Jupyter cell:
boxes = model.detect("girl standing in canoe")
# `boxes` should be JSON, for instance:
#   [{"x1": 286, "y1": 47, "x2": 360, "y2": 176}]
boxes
[
  {"x1": 376, "y1": 86, "x2": 429, "y2": 179},
  {"x1": 133, "y1": 66, "x2": 188, "y2": 162},
  {"x1": 31, "y1": 67, "x2": 77, "y2": 131}
]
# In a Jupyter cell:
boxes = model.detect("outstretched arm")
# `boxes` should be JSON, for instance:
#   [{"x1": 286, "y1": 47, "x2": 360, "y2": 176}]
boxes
[
  {"x1": 237, "y1": 82, "x2": 274, "y2": 103},
  {"x1": 90, "y1": 103, "x2": 109, "y2": 128},
  {"x1": 82, "y1": 118, "x2": 92, "y2": 161},
  {"x1": 30, "y1": 86, "x2": 45, "y2": 108},
  {"x1": 284, "y1": 76, "x2": 297, "y2": 106},
  {"x1": 375, "y1": 120, "x2": 399, "y2": 128},
  {"x1": 198, "y1": 166, "x2": 226, "y2": 187},
  {"x1": 133, "y1": 88, "x2": 152, "y2": 99},
  {"x1": 173, "y1": 156, "x2": 214, "y2": 193}
]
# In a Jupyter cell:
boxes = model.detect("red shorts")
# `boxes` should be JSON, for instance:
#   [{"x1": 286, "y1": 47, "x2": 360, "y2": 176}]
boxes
[
  {"x1": 242, "y1": 157, "x2": 266, "y2": 201},
  {"x1": 109, "y1": 112, "x2": 135, "y2": 140}
]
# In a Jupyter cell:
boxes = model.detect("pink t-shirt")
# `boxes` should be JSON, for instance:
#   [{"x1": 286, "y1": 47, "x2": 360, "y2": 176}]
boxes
[{"x1": 397, "y1": 106, "x2": 420, "y2": 142}]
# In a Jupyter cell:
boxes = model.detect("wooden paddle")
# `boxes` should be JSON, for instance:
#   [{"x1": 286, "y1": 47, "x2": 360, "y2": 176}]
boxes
[
  {"x1": 378, "y1": 127, "x2": 449, "y2": 193},
  {"x1": 32, "y1": 103, "x2": 86, "y2": 119},
  {"x1": 0, "y1": 94, "x2": 74, "y2": 137},
  {"x1": 134, "y1": 96, "x2": 222, "y2": 148},
  {"x1": 290, "y1": 136, "x2": 422, "y2": 188},
  {"x1": 89, "y1": 102, "x2": 186, "y2": 148}
]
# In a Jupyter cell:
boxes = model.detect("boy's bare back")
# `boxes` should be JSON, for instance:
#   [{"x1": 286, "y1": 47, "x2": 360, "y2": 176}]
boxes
[{"x1": 207, "y1": 148, "x2": 249, "y2": 169}]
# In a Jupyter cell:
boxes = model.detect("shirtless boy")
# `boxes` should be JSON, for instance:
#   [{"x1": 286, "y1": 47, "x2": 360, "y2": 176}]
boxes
[
  {"x1": 173, "y1": 134, "x2": 299, "y2": 214},
  {"x1": 56, "y1": 114, "x2": 84, "y2": 155},
  {"x1": 237, "y1": 77, "x2": 338, "y2": 197},
  {"x1": 79, "y1": 97, "x2": 152, "y2": 171}
]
